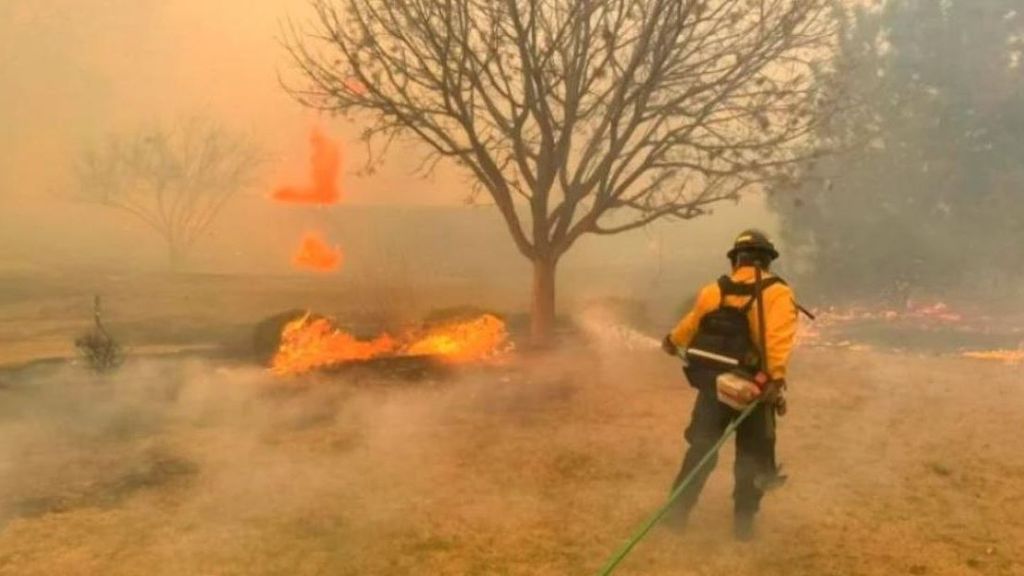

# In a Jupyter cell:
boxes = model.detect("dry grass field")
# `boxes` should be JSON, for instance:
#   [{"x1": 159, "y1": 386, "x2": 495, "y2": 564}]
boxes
[{"x1": 0, "y1": 272, "x2": 1021, "y2": 575}]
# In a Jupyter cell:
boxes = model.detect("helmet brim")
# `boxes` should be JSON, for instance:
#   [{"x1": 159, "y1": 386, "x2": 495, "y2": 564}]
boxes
[{"x1": 728, "y1": 246, "x2": 779, "y2": 261}]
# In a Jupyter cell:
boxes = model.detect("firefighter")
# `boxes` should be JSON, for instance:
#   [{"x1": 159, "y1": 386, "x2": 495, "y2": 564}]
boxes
[{"x1": 660, "y1": 229, "x2": 798, "y2": 541}]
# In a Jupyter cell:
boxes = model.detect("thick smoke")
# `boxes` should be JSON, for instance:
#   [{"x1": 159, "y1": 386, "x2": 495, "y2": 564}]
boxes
[
  {"x1": 0, "y1": 353, "x2": 611, "y2": 573},
  {"x1": 0, "y1": 358, "x2": 458, "y2": 571}
]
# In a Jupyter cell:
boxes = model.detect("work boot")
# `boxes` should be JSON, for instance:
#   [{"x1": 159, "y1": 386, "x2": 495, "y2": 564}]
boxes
[
  {"x1": 754, "y1": 465, "x2": 788, "y2": 492},
  {"x1": 733, "y1": 512, "x2": 756, "y2": 542}
]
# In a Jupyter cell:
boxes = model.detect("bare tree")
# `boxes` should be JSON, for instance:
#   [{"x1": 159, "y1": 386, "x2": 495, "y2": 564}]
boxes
[
  {"x1": 78, "y1": 119, "x2": 262, "y2": 270},
  {"x1": 285, "y1": 0, "x2": 838, "y2": 344}
]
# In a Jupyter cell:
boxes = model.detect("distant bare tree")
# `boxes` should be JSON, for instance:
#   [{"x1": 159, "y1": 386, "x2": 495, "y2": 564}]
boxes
[
  {"x1": 78, "y1": 119, "x2": 262, "y2": 270},
  {"x1": 285, "y1": 0, "x2": 838, "y2": 344}
]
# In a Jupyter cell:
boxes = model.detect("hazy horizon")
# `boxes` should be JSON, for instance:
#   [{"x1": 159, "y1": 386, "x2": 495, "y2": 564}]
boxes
[{"x1": 0, "y1": 0, "x2": 771, "y2": 281}]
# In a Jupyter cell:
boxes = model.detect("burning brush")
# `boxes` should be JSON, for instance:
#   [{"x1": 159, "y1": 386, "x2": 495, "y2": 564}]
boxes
[{"x1": 271, "y1": 312, "x2": 511, "y2": 375}]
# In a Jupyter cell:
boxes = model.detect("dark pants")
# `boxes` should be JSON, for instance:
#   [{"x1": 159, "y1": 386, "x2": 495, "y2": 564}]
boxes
[{"x1": 671, "y1": 368, "x2": 776, "y2": 518}]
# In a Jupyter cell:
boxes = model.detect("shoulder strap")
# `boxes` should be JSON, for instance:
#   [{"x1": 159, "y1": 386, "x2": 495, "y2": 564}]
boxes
[
  {"x1": 717, "y1": 276, "x2": 748, "y2": 311},
  {"x1": 718, "y1": 274, "x2": 786, "y2": 312},
  {"x1": 734, "y1": 277, "x2": 785, "y2": 313},
  {"x1": 715, "y1": 276, "x2": 731, "y2": 309},
  {"x1": 741, "y1": 293, "x2": 757, "y2": 311},
  {"x1": 720, "y1": 275, "x2": 785, "y2": 295},
  {"x1": 716, "y1": 276, "x2": 731, "y2": 294},
  {"x1": 718, "y1": 276, "x2": 754, "y2": 297}
]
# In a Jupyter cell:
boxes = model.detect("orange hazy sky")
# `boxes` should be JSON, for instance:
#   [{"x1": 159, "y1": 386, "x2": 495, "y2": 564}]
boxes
[
  {"x1": 0, "y1": 0, "x2": 468, "y2": 207},
  {"x1": 0, "y1": 0, "x2": 774, "y2": 277}
]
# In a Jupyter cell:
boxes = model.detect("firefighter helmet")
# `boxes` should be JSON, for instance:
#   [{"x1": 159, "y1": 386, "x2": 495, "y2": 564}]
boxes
[{"x1": 727, "y1": 229, "x2": 779, "y2": 262}]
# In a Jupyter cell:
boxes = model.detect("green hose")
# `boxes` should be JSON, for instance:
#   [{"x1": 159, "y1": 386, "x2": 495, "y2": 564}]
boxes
[{"x1": 595, "y1": 398, "x2": 763, "y2": 576}]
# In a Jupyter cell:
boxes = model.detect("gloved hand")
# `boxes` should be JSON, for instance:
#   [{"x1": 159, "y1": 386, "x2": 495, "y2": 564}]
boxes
[
  {"x1": 661, "y1": 335, "x2": 679, "y2": 357},
  {"x1": 775, "y1": 395, "x2": 788, "y2": 417},
  {"x1": 758, "y1": 378, "x2": 786, "y2": 403}
]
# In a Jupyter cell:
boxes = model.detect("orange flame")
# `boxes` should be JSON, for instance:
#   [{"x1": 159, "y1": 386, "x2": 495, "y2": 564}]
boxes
[
  {"x1": 271, "y1": 313, "x2": 511, "y2": 375},
  {"x1": 273, "y1": 314, "x2": 396, "y2": 375},
  {"x1": 292, "y1": 231, "x2": 342, "y2": 272},
  {"x1": 404, "y1": 314, "x2": 510, "y2": 364},
  {"x1": 273, "y1": 127, "x2": 341, "y2": 205}
]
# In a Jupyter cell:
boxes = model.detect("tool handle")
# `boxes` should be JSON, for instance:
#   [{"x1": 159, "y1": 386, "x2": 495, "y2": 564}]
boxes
[{"x1": 754, "y1": 267, "x2": 769, "y2": 375}]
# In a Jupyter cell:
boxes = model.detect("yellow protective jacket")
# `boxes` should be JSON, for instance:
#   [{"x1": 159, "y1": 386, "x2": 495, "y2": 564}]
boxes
[{"x1": 669, "y1": 266, "x2": 798, "y2": 380}]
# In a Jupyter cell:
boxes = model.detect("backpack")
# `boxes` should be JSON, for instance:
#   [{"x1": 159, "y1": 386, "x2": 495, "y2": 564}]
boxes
[{"x1": 685, "y1": 275, "x2": 785, "y2": 373}]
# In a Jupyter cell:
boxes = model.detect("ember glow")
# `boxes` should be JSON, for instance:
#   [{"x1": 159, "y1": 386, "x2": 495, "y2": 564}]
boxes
[
  {"x1": 963, "y1": 349, "x2": 1024, "y2": 365},
  {"x1": 272, "y1": 313, "x2": 510, "y2": 375},
  {"x1": 796, "y1": 300, "x2": 971, "y2": 350},
  {"x1": 291, "y1": 231, "x2": 342, "y2": 272},
  {"x1": 811, "y1": 301, "x2": 963, "y2": 326},
  {"x1": 273, "y1": 127, "x2": 341, "y2": 205}
]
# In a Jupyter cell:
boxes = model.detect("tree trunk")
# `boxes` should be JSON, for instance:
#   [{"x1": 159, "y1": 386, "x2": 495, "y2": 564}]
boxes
[{"x1": 530, "y1": 256, "x2": 558, "y2": 348}]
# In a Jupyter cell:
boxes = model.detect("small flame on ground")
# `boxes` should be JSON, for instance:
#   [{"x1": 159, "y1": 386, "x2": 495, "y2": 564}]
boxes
[
  {"x1": 404, "y1": 315, "x2": 510, "y2": 363},
  {"x1": 905, "y1": 301, "x2": 963, "y2": 323},
  {"x1": 808, "y1": 301, "x2": 963, "y2": 326},
  {"x1": 795, "y1": 301, "x2": 967, "y2": 349},
  {"x1": 292, "y1": 232, "x2": 342, "y2": 272},
  {"x1": 963, "y1": 348, "x2": 1024, "y2": 365},
  {"x1": 273, "y1": 127, "x2": 341, "y2": 205},
  {"x1": 272, "y1": 313, "x2": 511, "y2": 375},
  {"x1": 273, "y1": 314, "x2": 396, "y2": 375}
]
